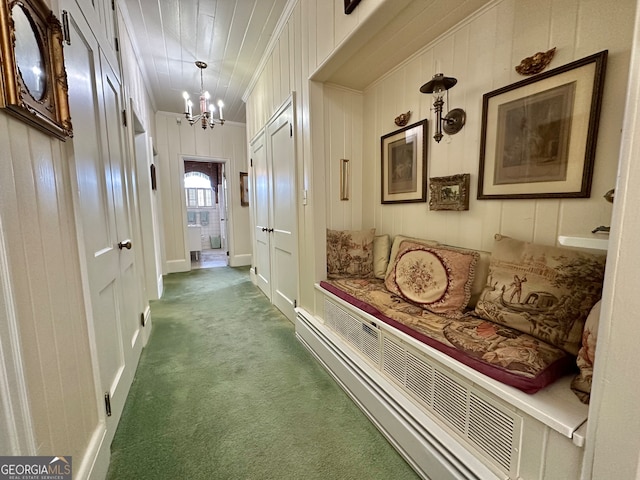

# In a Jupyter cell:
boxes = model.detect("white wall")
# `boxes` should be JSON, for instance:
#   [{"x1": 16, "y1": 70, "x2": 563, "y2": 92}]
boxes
[{"x1": 155, "y1": 113, "x2": 251, "y2": 270}]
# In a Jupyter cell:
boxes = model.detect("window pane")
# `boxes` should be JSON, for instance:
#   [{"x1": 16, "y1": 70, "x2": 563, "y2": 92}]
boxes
[
  {"x1": 205, "y1": 189, "x2": 212, "y2": 206},
  {"x1": 197, "y1": 189, "x2": 205, "y2": 206},
  {"x1": 187, "y1": 188, "x2": 197, "y2": 206}
]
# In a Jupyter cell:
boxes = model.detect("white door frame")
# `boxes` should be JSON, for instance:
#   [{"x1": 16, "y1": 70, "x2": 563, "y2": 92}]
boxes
[{"x1": 180, "y1": 155, "x2": 231, "y2": 268}]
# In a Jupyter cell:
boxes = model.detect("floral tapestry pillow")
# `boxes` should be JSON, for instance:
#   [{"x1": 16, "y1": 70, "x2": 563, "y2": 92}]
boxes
[
  {"x1": 571, "y1": 300, "x2": 601, "y2": 404},
  {"x1": 474, "y1": 235, "x2": 606, "y2": 355},
  {"x1": 326, "y1": 228, "x2": 375, "y2": 278},
  {"x1": 385, "y1": 242, "x2": 479, "y2": 318},
  {"x1": 385, "y1": 235, "x2": 440, "y2": 278}
]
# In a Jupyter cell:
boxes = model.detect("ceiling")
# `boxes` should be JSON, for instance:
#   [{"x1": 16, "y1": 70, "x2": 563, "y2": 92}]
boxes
[{"x1": 121, "y1": 0, "x2": 290, "y2": 123}]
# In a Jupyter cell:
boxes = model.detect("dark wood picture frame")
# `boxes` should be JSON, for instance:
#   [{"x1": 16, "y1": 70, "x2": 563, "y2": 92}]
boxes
[
  {"x1": 344, "y1": 0, "x2": 361, "y2": 15},
  {"x1": 429, "y1": 174, "x2": 470, "y2": 211},
  {"x1": 381, "y1": 119, "x2": 428, "y2": 204},
  {"x1": 0, "y1": 0, "x2": 72, "y2": 139},
  {"x1": 239, "y1": 171, "x2": 249, "y2": 207},
  {"x1": 478, "y1": 50, "x2": 607, "y2": 200}
]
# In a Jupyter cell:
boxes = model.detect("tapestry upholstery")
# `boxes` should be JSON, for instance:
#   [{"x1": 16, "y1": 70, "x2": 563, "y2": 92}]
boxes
[
  {"x1": 571, "y1": 300, "x2": 601, "y2": 404},
  {"x1": 474, "y1": 234, "x2": 606, "y2": 355},
  {"x1": 326, "y1": 229, "x2": 375, "y2": 278},
  {"x1": 373, "y1": 234, "x2": 391, "y2": 279},
  {"x1": 444, "y1": 246, "x2": 491, "y2": 308},
  {"x1": 385, "y1": 242, "x2": 479, "y2": 319},
  {"x1": 384, "y1": 235, "x2": 439, "y2": 278},
  {"x1": 320, "y1": 278, "x2": 574, "y2": 393}
]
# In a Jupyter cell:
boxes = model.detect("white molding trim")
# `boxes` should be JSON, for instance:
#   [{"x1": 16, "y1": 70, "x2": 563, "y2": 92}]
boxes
[{"x1": 0, "y1": 214, "x2": 36, "y2": 455}]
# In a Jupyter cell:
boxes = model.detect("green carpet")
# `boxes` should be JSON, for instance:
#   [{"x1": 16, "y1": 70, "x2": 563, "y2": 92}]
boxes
[{"x1": 106, "y1": 267, "x2": 420, "y2": 479}]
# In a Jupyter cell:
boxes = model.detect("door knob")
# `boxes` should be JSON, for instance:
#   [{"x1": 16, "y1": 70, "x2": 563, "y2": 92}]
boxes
[
  {"x1": 268, "y1": 228, "x2": 274, "y2": 233},
  {"x1": 262, "y1": 227, "x2": 268, "y2": 232},
  {"x1": 118, "y1": 240, "x2": 132, "y2": 250}
]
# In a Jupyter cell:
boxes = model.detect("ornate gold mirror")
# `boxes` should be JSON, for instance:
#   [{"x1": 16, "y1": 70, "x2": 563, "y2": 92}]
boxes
[
  {"x1": 12, "y1": 4, "x2": 46, "y2": 100},
  {"x1": 0, "y1": 0, "x2": 72, "y2": 139}
]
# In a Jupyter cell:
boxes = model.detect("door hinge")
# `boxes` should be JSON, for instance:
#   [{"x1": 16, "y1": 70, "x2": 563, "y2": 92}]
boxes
[
  {"x1": 112, "y1": 0, "x2": 116, "y2": 10},
  {"x1": 122, "y1": 109, "x2": 127, "y2": 127},
  {"x1": 250, "y1": 158, "x2": 253, "y2": 167},
  {"x1": 114, "y1": 36, "x2": 119, "y2": 52},
  {"x1": 254, "y1": 266, "x2": 257, "y2": 275},
  {"x1": 290, "y1": 123, "x2": 293, "y2": 137},
  {"x1": 294, "y1": 299, "x2": 297, "y2": 308},
  {"x1": 104, "y1": 392, "x2": 112, "y2": 417},
  {"x1": 62, "y1": 11, "x2": 71, "y2": 45},
  {"x1": 140, "y1": 312, "x2": 146, "y2": 327}
]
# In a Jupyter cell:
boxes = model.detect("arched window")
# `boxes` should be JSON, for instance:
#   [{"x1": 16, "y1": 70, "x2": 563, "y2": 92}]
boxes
[{"x1": 184, "y1": 172, "x2": 213, "y2": 207}]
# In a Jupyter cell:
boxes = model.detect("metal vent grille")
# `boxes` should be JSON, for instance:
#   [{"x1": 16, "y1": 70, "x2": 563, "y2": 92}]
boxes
[
  {"x1": 469, "y1": 393, "x2": 515, "y2": 470},
  {"x1": 382, "y1": 336, "x2": 406, "y2": 383},
  {"x1": 406, "y1": 351, "x2": 434, "y2": 406},
  {"x1": 380, "y1": 334, "x2": 519, "y2": 475},
  {"x1": 433, "y1": 369, "x2": 467, "y2": 433},
  {"x1": 324, "y1": 300, "x2": 380, "y2": 365},
  {"x1": 323, "y1": 299, "x2": 520, "y2": 476}
]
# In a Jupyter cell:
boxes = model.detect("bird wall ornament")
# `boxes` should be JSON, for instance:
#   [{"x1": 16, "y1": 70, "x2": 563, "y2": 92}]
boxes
[
  {"x1": 394, "y1": 111, "x2": 411, "y2": 126},
  {"x1": 515, "y1": 47, "x2": 556, "y2": 75}
]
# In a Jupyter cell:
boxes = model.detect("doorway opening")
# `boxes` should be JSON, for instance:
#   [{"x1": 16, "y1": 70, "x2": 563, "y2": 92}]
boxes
[{"x1": 184, "y1": 160, "x2": 228, "y2": 269}]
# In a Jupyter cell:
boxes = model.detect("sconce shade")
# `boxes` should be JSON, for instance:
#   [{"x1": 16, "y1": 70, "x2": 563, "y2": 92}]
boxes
[{"x1": 420, "y1": 73, "x2": 458, "y2": 95}]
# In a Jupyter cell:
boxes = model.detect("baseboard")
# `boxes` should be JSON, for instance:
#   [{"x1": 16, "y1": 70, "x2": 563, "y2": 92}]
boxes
[
  {"x1": 229, "y1": 253, "x2": 251, "y2": 267},
  {"x1": 75, "y1": 423, "x2": 109, "y2": 480},
  {"x1": 165, "y1": 259, "x2": 189, "y2": 273},
  {"x1": 295, "y1": 308, "x2": 498, "y2": 480}
]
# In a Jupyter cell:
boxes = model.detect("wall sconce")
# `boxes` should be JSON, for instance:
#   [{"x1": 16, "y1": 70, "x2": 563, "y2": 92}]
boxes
[{"x1": 420, "y1": 73, "x2": 466, "y2": 143}]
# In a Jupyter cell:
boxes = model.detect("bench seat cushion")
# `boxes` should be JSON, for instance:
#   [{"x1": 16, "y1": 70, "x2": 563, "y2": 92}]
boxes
[{"x1": 320, "y1": 278, "x2": 575, "y2": 393}]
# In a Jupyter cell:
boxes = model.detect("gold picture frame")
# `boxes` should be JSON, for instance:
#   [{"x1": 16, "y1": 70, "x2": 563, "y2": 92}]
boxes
[
  {"x1": 381, "y1": 119, "x2": 428, "y2": 204},
  {"x1": 0, "y1": 0, "x2": 72, "y2": 139},
  {"x1": 478, "y1": 51, "x2": 607, "y2": 199},
  {"x1": 429, "y1": 174, "x2": 470, "y2": 211}
]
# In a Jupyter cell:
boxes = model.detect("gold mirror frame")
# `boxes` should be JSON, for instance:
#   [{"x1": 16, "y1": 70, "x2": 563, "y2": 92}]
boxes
[{"x1": 0, "y1": 0, "x2": 72, "y2": 139}]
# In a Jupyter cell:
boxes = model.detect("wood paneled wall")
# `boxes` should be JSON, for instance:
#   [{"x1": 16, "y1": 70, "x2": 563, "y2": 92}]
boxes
[
  {"x1": 246, "y1": 0, "x2": 634, "y2": 304},
  {"x1": 353, "y1": 0, "x2": 631, "y2": 252},
  {"x1": 0, "y1": 114, "x2": 98, "y2": 460}
]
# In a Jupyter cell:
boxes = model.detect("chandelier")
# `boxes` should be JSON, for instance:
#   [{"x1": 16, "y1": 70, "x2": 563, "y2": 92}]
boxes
[{"x1": 182, "y1": 61, "x2": 225, "y2": 129}]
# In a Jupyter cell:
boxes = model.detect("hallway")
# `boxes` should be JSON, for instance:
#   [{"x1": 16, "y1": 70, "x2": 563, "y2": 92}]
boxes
[{"x1": 106, "y1": 267, "x2": 419, "y2": 479}]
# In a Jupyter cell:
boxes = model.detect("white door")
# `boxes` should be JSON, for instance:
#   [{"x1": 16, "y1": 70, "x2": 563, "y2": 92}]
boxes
[
  {"x1": 251, "y1": 130, "x2": 272, "y2": 299},
  {"x1": 267, "y1": 102, "x2": 297, "y2": 321},
  {"x1": 65, "y1": 3, "x2": 142, "y2": 441}
]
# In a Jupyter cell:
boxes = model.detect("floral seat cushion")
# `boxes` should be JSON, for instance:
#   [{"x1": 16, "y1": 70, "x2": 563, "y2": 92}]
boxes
[{"x1": 320, "y1": 277, "x2": 575, "y2": 393}]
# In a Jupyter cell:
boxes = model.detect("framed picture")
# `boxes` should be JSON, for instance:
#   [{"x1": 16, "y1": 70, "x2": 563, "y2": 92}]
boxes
[
  {"x1": 344, "y1": 0, "x2": 361, "y2": 14},
  {"x1": 478, "y1": 50, "x2": 607, "y2": 199},
  {"x1": 239, "y1": 172, "x2": 249, "y2": 206},
  {"x1": 0, "y1": 0, "x2": 72, "y2": 139},
  {"x1": 381, "y1": 119, "x2": 427, "y2": 204},
  {"x1": 429, "y1": 174, "x2": 470, "y2": 211}
]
